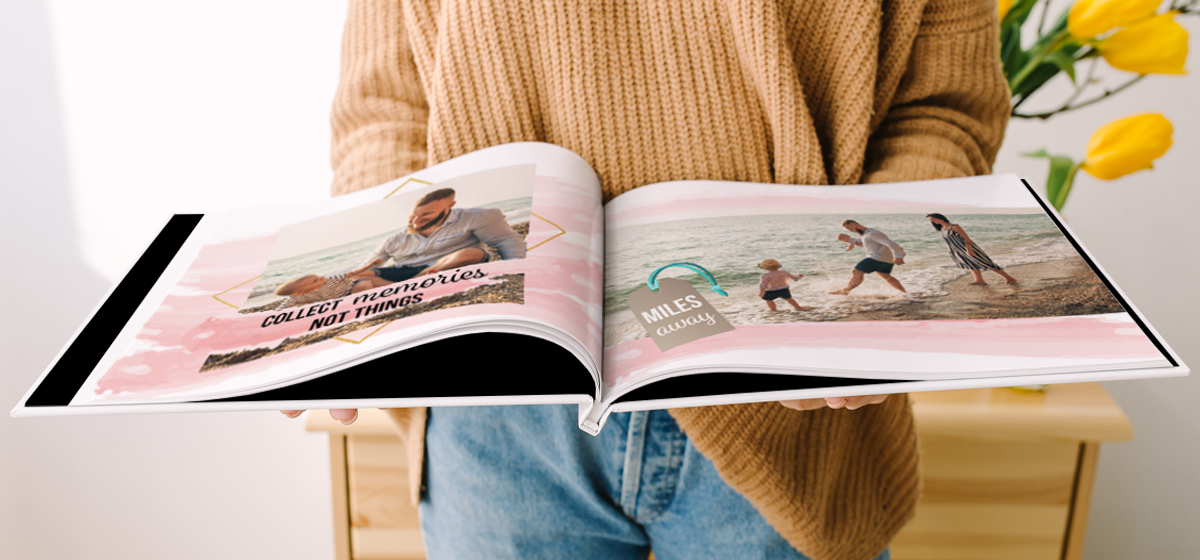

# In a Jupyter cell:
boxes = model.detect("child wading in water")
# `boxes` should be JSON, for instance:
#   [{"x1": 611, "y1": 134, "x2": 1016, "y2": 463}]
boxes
[{"x1": 757, "y1": 259, "x2": 813, "y2": 312}]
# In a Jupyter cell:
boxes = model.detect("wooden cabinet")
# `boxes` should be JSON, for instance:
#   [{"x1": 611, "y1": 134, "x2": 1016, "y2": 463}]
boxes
[{"x1": 307, "y1": 382, "x2": 1131, "y2": 560}]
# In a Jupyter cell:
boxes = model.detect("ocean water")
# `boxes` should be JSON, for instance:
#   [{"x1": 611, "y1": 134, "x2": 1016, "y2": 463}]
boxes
[
  {"x1": 240, "y1": 197, "x2": 532, "y2": 309},
  {"x1": 603, "y1": 213, "x2": 1074, "y2": 346}
]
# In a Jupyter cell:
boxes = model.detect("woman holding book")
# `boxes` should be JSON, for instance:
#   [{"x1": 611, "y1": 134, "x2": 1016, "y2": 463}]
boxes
[{"x1": 291, "y1": 2, "x2": 1011, "y2": 559}]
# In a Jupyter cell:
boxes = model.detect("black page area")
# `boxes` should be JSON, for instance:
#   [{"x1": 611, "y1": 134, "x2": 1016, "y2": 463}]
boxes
[
  {"x1": 25, "y1": 214, "x2": 204, "y2": 407},
  {"x1": 612, "y1": 372, "x2": 904, "y2": 405},
  {"x1": 209, "y1": 332, "x2": 595, "y2": 403}
]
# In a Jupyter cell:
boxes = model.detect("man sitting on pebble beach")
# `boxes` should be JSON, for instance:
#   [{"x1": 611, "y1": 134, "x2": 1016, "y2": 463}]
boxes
[{"x1": 330, "y1": 187, "x2": 526, "y2": 290}]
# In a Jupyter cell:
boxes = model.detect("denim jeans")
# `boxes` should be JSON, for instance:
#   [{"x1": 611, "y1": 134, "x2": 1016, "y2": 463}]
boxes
[{"x1": 419, "y1": 405, "x2": 890, "y2": 560}]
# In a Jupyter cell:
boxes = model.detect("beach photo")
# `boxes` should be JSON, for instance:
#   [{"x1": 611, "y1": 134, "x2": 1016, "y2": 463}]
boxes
[
  {"x1": 238, "y1": 165, "x2": 534, "y2": 314},
  {"x1": 604, "y1": 208, "x2": 1124, "y2": 348}
]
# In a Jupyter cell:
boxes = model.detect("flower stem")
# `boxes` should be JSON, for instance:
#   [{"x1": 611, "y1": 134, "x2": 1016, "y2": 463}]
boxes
[
  {"x1": 1037, "y1": 0, "x2": 1052, "y2": 35},
  {"x1": 1053, "y1": 162, "x2": 1083, "y2": 211},
  {"x1": 1014, "y1": 74, "x2": 1145, "y2": 120}
]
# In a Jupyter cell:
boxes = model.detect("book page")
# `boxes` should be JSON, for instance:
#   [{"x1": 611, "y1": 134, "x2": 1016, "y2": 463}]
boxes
[
  {"x1": 70, "y1": 143, "x2": 605, "y2": 406},
  {"x1": 600, "y1": 174, "x2": 1174, "y2": 399}
]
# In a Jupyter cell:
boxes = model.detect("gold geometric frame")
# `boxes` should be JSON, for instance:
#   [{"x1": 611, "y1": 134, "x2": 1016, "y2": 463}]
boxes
[
  {"x1": 527, "y1": 212, "x2": 566, "y2": 252},
  {"x1": 383, "y1": 177, "x2": 433, "y2": 199},
  {"x1": 212, "y1": 275, "x2": 261, "y2": 309}
]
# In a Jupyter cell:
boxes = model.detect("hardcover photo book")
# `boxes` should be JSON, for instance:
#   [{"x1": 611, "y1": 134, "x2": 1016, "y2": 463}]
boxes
[{"x1": 13, "y1": 142, "x2": 1187, "y2": 434}]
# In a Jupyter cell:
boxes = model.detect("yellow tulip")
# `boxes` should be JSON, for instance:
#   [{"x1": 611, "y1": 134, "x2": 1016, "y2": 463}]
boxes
[
  {"x1": 1068, "y1": 0, "x2": 1160, "y2": 39},
  {"x1": 1095, "y1": 12, "x2": 1189, "y2": 75},
  {"x1": 999, "y1": 0, "x2": 1014, "y2": 20},
  {"x1": 1081, "y1": 113, "x2": 1173, "y2": 180}
]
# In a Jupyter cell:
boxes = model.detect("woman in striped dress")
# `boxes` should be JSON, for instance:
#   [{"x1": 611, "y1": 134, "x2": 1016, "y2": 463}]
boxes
[{"x1": 927, "y1": 213, "x2": 1018, "y2": 285}]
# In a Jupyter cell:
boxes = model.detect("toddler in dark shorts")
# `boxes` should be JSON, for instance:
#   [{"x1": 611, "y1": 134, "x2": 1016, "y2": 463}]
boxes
[{"x1": 757, "y1": 259, "x2": 813, "y2": 312}]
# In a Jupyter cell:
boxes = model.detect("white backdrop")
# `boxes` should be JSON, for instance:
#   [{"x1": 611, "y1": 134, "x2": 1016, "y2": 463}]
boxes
[
  {"x1": 2, "y1": 1, "x2": 1197, "y2": 559},
  {"x1": 1, "y1": 2, "x2": 343, "y2": 559}
]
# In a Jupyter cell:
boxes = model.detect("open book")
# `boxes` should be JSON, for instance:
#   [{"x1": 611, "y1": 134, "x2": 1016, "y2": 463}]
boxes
[{"x1": 13, "y1": 143, "x2": 1187, "y2": 434}]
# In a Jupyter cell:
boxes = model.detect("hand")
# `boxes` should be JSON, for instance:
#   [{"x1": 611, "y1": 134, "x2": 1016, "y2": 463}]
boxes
[
  {"x1": 893, "y1": 258, "x2": 905, "y2": 265},
  {"x1": 779, "y1": 394, "x2": 889, "y2": 411},
  {"x1": 348, "y1": 259, "x2": 383, "y2": 276},
  {"x1": 281, "y1": 408, "x2": 358, "y2": 425}
]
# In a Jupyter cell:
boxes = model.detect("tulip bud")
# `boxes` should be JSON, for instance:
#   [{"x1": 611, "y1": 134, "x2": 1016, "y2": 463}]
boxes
[
  {"x1": 1068, "y1": 0, "x2": 1160, "y2": 39},
  {"x1": 1082, "y1": 113, "x2": 1173, "y2": 180},
  {"x1": 1095, "y1": 12, "x2": 1189, "y2": 75},
  {"x1": 999, "y1": 0, "x2": 1014, "y2": 20}
]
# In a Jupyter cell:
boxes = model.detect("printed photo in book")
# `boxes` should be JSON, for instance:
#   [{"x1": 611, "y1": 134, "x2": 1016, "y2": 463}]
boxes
[
  {"x1": 213, "y1": 176, "x2": 532, "y2": 368},
  {"x1": 597, "y1": 176, "x2": 1179, "y2": 404}
]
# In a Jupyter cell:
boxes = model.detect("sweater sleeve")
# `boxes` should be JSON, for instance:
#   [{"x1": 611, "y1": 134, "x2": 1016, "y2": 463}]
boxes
[
  {"x1": 330, "y1": 0, "x2": 429, "y2": 196},
  {"x1": 862, "y1": 0, "x2": 1011, "y2": 184}
]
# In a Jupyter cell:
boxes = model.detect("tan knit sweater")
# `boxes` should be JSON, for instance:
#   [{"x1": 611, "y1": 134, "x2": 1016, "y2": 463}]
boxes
[{"x1": 330, "y1": 2, "x2": 1010, "y2": 559}]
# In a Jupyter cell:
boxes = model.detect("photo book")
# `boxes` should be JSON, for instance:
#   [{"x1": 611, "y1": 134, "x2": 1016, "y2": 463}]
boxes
[{"x1": 13, "y1": 142, "x2": 1187, "y2": 434}]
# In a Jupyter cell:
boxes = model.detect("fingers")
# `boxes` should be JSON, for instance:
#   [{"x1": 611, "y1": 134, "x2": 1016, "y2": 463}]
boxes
[
  {"x1": 779, "y1": 398, "x2": 829, "y2": 411},
  {"x1": 834, "y1": 394, "x2": 889, "y2": 410},
  {"x1": 281, "y1": 409, "x2": 359, "y2": 424},
  {"x1": 329, "y1": 409, "x2": 359, "y2": 425},
  {"x1": 780, "y1": 395, "x2": 890, "y2": 412}
]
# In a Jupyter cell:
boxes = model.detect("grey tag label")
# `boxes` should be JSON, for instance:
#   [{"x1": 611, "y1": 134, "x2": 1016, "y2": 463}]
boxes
[{"x1": 626, "y1": 278, "x2": 735, "y2": 352}]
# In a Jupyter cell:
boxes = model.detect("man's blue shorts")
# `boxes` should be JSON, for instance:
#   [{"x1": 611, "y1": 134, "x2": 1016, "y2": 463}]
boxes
[
  {"x1": 854, "y1": 258, "x2": 894, "y2": 275},
  {"x1": 372, "y1": 265, "x2": 426, "y2": 283}
]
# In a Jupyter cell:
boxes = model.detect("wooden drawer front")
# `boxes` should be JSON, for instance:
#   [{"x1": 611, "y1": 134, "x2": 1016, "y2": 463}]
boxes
[
  {"x1": 340, "y1": 434, "x2": 1082, "y2": 560},
  {"x1": 346, "y1": 436, "x2": 424, "y2": 559},
  {"x1": 892, "y1": 436, "x2": 1081, "y2": 560}
]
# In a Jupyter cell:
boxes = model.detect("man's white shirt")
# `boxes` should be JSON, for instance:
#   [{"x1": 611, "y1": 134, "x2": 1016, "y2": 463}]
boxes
[
  {"x1": 848, "y1": 228, "x2": 905, "y2": 264},
  {"x1": 342, "y1": 207, "x2": 526, "y2": 272}
]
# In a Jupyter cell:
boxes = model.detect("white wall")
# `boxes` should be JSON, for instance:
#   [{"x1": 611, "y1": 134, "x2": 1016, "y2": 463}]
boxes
[
  {"x1": 2, "y1": 1, "x2": 1197, "y2": 559},
  {"x1": 995, "y1": 6, "x2": 1200, "y2": 556},
  {"x1": 1, "y1": 2, "x2": 343, "y2": 559}
]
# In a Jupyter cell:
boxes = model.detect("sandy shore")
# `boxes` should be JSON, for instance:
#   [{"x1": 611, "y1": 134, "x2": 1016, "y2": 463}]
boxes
[
  {"x1": 837, "y1": 256, "x2": 1124, "y2": 322},
  {"x1": 202, "y1": 273, "x2": 524, "y2": 371}
]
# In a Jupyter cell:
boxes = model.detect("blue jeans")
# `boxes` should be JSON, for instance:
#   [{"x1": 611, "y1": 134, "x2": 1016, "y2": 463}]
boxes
[{"x1": 419, "y1": 405, "x2": 890, "y2": 560}]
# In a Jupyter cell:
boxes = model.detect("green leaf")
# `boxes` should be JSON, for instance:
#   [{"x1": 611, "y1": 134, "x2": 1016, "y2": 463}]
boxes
[
  {"x1": 1011, "y1": 43, "x2": 1082, "y2": 100},
  {"x1": 1022, "y1": 149, "x2": 1077, "y2": 208},
  {"x1": 1046, "y1": 50, "x2": 1077, "y2": 83},
  {"x1": 1011, "y1": 62, "x2": 1060, "y2": 100},
  {"x1": 1001, "y1": 25, "x2": 1028, "y2": 85},
  {"x1": 1032, "y1": 9, "x2": 1070, "y2": 50},
  {"x1": 1002, "y1": 0, "x2": 1041, "y2": 28}
]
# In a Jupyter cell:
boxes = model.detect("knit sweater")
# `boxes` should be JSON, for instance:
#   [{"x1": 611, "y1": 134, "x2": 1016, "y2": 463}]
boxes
[{"x1": 330, "y1": 2, "x2": 1010, "y2": 559}]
